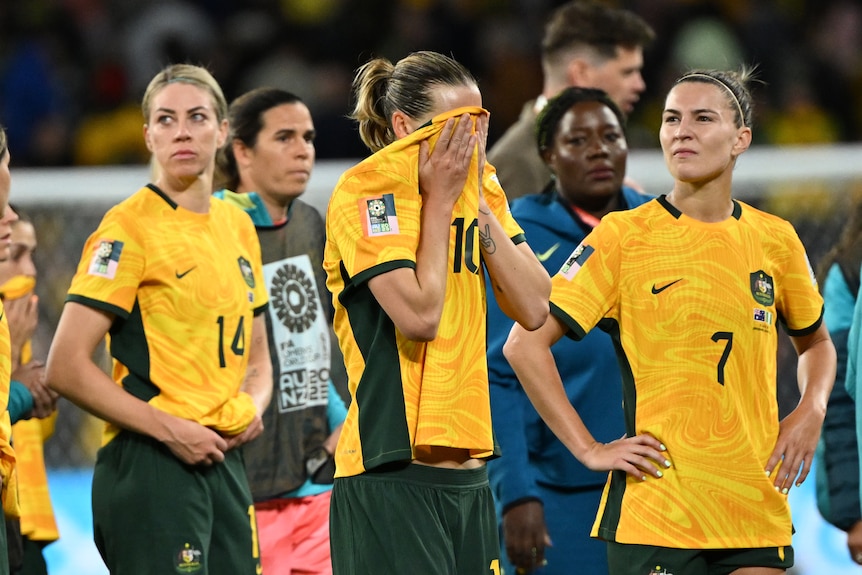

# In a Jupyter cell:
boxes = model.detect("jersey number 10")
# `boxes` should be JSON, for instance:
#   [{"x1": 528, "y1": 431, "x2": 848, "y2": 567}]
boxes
[{"x1": 452, "y1": 217, "x2": 479, "y2": 274}]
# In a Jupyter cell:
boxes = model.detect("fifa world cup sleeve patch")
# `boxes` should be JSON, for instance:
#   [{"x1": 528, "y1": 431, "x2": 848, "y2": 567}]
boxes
[
  {"x1": 87, "y1": 239, "x2": 124, "y2": 279},
  {"x1": 359, "y1": 193, "x2": 400, "y2": 237},
  {"x1": 559, "y1": 243, "x2": 594, "y2": 281}
]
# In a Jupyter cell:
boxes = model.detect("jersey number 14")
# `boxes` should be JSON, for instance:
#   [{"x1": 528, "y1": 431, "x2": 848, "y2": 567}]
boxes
[{"x1": 217, "y1": 315, "x2": 246, "y2": 367}]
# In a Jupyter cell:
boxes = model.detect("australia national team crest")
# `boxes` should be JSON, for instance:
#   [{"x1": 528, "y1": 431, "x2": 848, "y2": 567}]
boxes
[
  {"x1": 238, "y1": 256, "x2": 255, "y2": 288},
  {"x1": 359, "y1": 193, "x2": 399, "y2": 237},
  {"x1": 175, "y1": 543, "x2": 203, "y2": 573},
  {"x1": 750, "y1": 270, "x2": 774, "y2": 306},
  {"x1": 88, "y1": 239, "x2": 124, "y2": 279}
]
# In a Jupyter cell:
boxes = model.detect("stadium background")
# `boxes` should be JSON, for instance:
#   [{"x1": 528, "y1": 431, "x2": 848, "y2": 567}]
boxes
[{"x1": 3, "y1": 0, "x2": 862, "y2": 573}]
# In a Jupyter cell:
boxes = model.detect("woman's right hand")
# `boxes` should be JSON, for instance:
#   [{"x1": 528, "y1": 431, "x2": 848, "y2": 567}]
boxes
[
  {"x1": 418, "y1": 113, "x2": 476, "y2": 208},
  {"x1": 503, "y1": 500, "x2": 552, "y2": 574},
  {"x1": 581, "y1": 434, "x2": 671, "y2": 481}
]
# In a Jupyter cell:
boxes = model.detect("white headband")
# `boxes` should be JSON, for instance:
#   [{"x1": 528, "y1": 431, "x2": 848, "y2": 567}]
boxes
[{"x1": 678, "y1": 73, "x2": 746, "y2": 127}]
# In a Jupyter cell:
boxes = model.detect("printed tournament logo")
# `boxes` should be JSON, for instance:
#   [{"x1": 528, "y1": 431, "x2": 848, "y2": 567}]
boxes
[
  {"x1": 271, "y1": 263, "x2": 319, "y2": 333},
  {"x1": 559, "y1": 244, "x2": 594, "y2": 281},
  {"x1": 238, "y1": 256, "x2": 255, "y2": 288},
  {"x1": 750, "y1": 270, "x2": 774, "y2": 306},
  {"x1": 175, "y1": 543, "x2": 202, "y2": 573},
  {"x1": 88, "y1": 240, "x2": 123, "y2": 279},
  {"x1": 360, "y1": 193, "x2": 399, "y2": 237}
]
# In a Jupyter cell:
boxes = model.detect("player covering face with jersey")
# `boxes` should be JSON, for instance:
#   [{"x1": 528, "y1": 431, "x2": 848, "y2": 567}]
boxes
[{"x1": 324, "y1": 50, "x2": 551, "y2": 575}]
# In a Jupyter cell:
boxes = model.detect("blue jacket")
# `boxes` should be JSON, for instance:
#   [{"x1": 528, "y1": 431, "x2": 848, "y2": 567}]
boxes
[
  {"x1": 819, "y1": 258, "x2": 861, "y2": 531},
  {"x1": 486, "y1": 186, "x2": 652, "y2": 512}
]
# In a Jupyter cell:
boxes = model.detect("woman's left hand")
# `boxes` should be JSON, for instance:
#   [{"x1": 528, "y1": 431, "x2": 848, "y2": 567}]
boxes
[
  {"x1": 765, "y1": 403, "x2": 825, "y2": 494},
  {"x1": 224, "y1": 413, "x2": 264, "y2": 450}
]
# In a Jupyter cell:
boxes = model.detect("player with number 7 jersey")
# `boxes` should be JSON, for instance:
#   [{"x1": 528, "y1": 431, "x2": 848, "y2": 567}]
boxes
[{"x1": 540, "y1": 195, "x2": 824, "y2": 548}]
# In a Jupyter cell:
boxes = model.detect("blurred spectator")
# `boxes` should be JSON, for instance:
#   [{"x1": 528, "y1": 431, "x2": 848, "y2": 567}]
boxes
[
  {"x1": 121, "y1": 1, "x2": 218, "y2": 97},
  {"x1": 73, "y1": 59, "x2": 151, "y2": 165},
  {"x1": 488, "y1": 0, "x2": 655, "y2": 202},
  {"x1": 0, "y1": 30, "x2": 74, "y2": 166},
  {"x1": 669, "y1": 15, "x2": 744, "y2": 70},
  {"x1": 765, "y1": 79, "x2": 840, "y2": 145},
  {"x1": 808, "y1": 0, "x2": 862, "y2": 141},
  {"x1": 2, "y1": 0, "x2": 862, "y2": 167}
]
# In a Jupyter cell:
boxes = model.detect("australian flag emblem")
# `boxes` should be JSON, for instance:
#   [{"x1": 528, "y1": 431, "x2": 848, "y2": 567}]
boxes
[{"x1": 753, "y1": 308, "x2": 773, "y2": 325}]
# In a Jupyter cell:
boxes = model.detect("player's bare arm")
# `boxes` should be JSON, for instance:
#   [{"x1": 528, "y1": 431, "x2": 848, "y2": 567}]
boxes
[
  {"x1": 505, "y1": 315, "x2": 669, "y2": 480},
  {"x1": 766, "y1": 322, "x2": 836, "y2": 493},
  {"x1": 46, "y1": 302, "x2": 229, "y2": 466},
  {"x1": 225, "y1": 313, "x2": 272, "y2": 449},
  {"x1": 478, "y1": 199, "x2": 550, "y2": 331},
  {"x1": 474, "y1": 112, "x2": 549, "y2": 330}
]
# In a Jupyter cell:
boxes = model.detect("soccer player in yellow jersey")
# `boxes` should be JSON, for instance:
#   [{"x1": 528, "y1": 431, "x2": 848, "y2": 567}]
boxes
[
  {"x1": 324, "y1": 51, "x2": 551, "y2": 575},
  {"x1": 0, "y1": 125, "x2": 20, "y2": 575},
  {"x1": 45, "y1": 64, "x2": 272, "y2": 575},
  {"x1": 505, "y1": 69, "x2": 837, "y2": 575},
  {"x1": 0, "y1": 213, "x2": 61, "y2": 574}
]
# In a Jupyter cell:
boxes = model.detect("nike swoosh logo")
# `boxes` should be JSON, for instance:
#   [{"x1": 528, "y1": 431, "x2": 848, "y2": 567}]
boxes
[
  {"x1": 651, "y1": 279, "x2": 682, "y2": 294},
  {"x1": 535, "y1": 243, "x2": 561, "y2": 262},
  {"x1": 175, "y1": 266, "x2": 197, "y2": 279}
]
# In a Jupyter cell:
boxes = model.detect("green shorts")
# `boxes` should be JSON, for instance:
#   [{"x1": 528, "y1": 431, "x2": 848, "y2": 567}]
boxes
[
  {"x1": 330, "y1": 463, "x2": 500, "y2": 575},
  {"x1": 92, "y1": 431, "x2": 261, "y2": 575},
  {"x1": 19, "y1": 537, "x2": 48, "y2": 575},
  {"x1": 0, "y1": 513, "x2": 9, "y2": 575},
  {"x1": 607, "y1": 541, "x2": 794, "y2": 575}
]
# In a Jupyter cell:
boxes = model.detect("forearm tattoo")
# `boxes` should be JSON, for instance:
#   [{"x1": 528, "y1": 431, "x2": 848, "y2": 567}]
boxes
[{"x1": 479, "y1": 222, "x2": 496, "y2": 254}]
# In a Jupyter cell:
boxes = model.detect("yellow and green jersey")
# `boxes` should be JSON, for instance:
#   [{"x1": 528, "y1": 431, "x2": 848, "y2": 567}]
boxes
[
  {"x1": 0, "y1": 297, "x2": 18, "y2": 518},
  {"x1": 2, "y1": 275, "x2": 59, "y2": 540},
  {"x1": 551, "y1": 195, "x2": 823, "y2": 548},
  {"x1": 67, "y1": 185, "x2": 268, "y2": 444},
  {"x1": 324, "y1": 107, "x2": 525, "y2": 477}
]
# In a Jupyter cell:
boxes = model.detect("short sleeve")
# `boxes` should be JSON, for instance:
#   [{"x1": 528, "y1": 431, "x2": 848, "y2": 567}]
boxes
[
  {"x1": 776, "y1": 224, "x2": 824, "y2": 335},
  {"x1": 66, "y1": 208, "x2": 145, "y2": 318},
  {"x1": 485, "y1": 165, "x2": 525, "y2": 243},
  {"x1": 549, "y1": 220, "x2": 622, "y2": 339},
  {"x1": 328, "y1": 169, "x2": 421, "y2": 284},
  {"x1": 239, "y1": 212, "x2": 269, "y2": 314}
]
